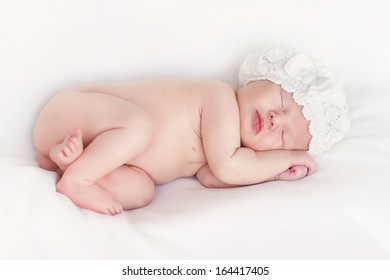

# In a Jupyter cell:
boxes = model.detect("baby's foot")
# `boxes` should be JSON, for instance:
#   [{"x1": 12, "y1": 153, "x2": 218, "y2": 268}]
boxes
[
  {"x1": 57, "y1": 178, "x2": 123, "y2": 215},
  {"x1": 50, "y1": 128, "x2": 84, "y2": 171}
]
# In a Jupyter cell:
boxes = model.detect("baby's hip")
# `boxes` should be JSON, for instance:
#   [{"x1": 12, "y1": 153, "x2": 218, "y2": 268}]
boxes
[{"x1": 33, "y1": 90, "x2": 143, "y2": 154}]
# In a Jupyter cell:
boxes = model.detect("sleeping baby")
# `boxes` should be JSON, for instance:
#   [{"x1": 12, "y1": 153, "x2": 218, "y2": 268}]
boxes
[{"x1": 33, "y1": 48, "x2": 349, "y2": 215}]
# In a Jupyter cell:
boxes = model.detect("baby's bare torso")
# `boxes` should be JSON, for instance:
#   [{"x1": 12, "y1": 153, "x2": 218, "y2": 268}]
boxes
[{"x1": 35, "y1": 79, "x2": 225, "y2": 184}]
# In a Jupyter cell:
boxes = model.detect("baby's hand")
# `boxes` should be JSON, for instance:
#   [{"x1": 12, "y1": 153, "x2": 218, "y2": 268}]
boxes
[
  {"x1": 290, "y1": 150, "x2": 316, "y2": 175},
  {"x1": 272, "y1": 151, "x2": 316, "y2": 181},
  {"x1": 274, "y1": 165, "x2": 310, "y2": 181}
]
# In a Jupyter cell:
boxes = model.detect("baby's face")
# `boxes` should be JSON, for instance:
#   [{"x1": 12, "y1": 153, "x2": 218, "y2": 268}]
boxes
[{"x1": 236, "y1": 80, "x2": 312, "y2": 151}]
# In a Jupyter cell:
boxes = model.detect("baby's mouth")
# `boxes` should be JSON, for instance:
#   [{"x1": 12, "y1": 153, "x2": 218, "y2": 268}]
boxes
[{"x1": 254, "y1": 111, "x2": 263, "y2": 134}]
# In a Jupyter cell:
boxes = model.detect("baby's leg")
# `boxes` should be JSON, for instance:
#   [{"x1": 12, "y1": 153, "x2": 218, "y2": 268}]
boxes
[
  {"x1": 98, "y1": 165, "x2": 155, "y2": 210},
  {"x1": 55, "y1": 98, "x2": 153, "y2": 215},
  {"x1": 58, "y1": 127, "x2": 151, "y2": 215},
  {"x1": 51, "y1": 129, "x2": 154, "y2": 214},
  {"x1": 49, "y1": 128, "x2": 83, "y2": 172}
]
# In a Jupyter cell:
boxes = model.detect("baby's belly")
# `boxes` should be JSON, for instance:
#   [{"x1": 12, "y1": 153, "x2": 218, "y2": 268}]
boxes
[{"x1": 129, "y1": 142, "x2": 206, "y2": 184}]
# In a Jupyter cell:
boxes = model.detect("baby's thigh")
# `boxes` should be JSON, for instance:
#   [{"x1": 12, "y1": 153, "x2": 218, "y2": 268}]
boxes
[
  {"x1": 34, "y1": 91, "x2": 148, "y2": 155},
  {"x1": 98, "y1": 165, "x2": 155, "y2": 210}
]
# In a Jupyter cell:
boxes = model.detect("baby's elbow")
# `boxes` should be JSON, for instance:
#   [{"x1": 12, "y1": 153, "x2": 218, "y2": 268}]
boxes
[
  {"x1": 196, "y1": 171, "x2": 233, "y2": 188},
  {"x1": 196, "y1": 168, "x2": 220, "y2": 188},
  {"x1": 211, "y1": 164, "x2": 240, "y2": 185},
  {"x1": 196, "y1": 164, "x2": 235, "y2": 188},
  {"x1": 216, "y1": 174, "x2": 237, "y2": 186},
  {"x1": 196, "y1": 171, "x2": 212, "y2": 188},
  {"x1": 198, "y1": 178, "x2": 215, "y2": 188}
]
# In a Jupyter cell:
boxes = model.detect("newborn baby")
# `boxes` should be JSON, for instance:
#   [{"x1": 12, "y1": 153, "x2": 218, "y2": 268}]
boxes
[{"x1": 33, "y1": 48, "x2": 349, "y2": 215}]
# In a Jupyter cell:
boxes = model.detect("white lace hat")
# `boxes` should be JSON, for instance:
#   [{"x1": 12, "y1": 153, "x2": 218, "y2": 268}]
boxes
[{"x1": 239, "y1": 48, "x2": 350, "y2": 155}]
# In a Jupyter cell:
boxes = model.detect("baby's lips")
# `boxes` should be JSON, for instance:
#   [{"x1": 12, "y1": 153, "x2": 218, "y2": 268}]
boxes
[{"x1": 254, "y1": 111, "x2": 263, "y2": 134}]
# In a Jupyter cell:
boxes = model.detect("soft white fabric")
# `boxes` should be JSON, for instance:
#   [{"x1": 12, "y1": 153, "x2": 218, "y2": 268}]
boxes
[
  {"x1": 1, "y1": 0, "x2": 390, "y2": 259},
  {"x1": 239, "y1": 48, "x2": 350, "y2": 155}
]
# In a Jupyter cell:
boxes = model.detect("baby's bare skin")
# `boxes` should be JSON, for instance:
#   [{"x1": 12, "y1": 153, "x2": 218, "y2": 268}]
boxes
[
  {"x1": 35, "y1": 79, "x2": 211, "y2": 182},
  {"x1": 34, "y1": 78, "x2": 315, "y2": 215}
]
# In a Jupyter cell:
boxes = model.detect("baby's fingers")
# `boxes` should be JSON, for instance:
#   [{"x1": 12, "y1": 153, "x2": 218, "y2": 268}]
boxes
[
  {"x1": 275, "y1": 166, "x2": 308, "y2": 181},
  {"x1": 289, "y1": 166, "x2": 308, "y2": 180}
]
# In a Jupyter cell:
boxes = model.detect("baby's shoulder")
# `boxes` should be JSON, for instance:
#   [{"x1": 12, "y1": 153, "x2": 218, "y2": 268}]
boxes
[
  {"x1": 191, "y1": 78, "x2": 234, "y2": 92},
  {"x1": 188, "y1": 78, "x2": 236, "y2": 102}
]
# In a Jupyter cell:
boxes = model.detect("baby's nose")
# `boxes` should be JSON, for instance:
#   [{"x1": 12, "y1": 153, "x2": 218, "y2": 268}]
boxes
[{"x1": 268, "y1": 110, "x2": 282, "y2": 129}]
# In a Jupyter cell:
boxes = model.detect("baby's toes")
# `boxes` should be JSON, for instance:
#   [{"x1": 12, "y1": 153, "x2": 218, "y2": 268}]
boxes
[
  {"x1": 62, "y1": 146, "x2": 72, "y2": 157},
  {"x1": 67, "y1": 141, "x2": 77, "y2": 153},
  {"x1": 105, "y1": 202, "x2": 123, "y2": 216},
  {"x1": 115, "y1": 203, "x2": 124, "y2": 215}
]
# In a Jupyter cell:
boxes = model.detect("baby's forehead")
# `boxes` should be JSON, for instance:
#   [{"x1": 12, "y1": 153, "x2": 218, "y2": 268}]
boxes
[{"x1": 251, "y1": 79, "x2": 294, "y2": 96}]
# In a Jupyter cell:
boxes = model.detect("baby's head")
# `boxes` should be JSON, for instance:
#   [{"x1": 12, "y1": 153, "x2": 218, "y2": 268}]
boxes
[{"x1": 238, "y1": 47, "x2": 350, "y2": 155}]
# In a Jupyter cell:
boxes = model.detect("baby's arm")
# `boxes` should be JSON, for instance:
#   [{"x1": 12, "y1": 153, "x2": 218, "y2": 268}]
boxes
[
  {"x1": 196, "y1": 164, "x2": 239, "y2": 188},
  {"x1": 200, "y1": 80, "x2": 316, "y2": 186},
  {"x1": 197, "y1": 163, "x2": 313, "y2": 188}
]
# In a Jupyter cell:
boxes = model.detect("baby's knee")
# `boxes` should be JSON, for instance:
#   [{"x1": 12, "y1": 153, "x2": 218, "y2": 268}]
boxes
[
  {"x1": 132, "y1": 184, "x2": 155, "y2": 209},
  {"x1": 130, "y1": 175, "x2": 155, "y2": 209},
  {"x1": 123, "y1": 167, "x2": 155, "y2": 209}
]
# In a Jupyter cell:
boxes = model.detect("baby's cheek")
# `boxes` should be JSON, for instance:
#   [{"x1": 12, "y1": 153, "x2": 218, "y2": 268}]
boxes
[{"x1": 250, "y1": 137, "x2": 275, "y2": 151}]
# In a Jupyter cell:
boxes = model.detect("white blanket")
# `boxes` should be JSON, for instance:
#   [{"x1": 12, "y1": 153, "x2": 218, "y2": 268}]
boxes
[{"x1": 1, "y1": 0, "x2": 389, "y2": 259}]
